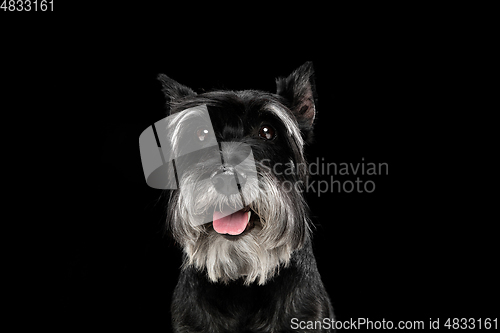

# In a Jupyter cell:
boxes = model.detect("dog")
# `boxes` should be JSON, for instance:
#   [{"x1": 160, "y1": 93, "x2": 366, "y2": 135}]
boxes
[{"x1": 152, "y1": 62, "x2": 334, "y2": 332}]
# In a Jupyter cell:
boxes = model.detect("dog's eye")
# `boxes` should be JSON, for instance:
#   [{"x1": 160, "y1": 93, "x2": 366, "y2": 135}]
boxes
[
  {"x1": 196, "y1": 127, "x2": 210, "y2": 141},
  {"x1": 258, "y1": 125, "x2": 276, "y2": 140}
]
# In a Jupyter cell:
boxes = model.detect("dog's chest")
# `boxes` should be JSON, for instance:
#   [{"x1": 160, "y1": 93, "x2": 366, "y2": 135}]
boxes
[{"x1": 196, "y1": 280, "x2": 288, "y2": 330}]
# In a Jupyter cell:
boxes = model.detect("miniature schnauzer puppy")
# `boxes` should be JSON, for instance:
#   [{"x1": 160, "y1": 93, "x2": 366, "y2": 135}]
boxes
[{"x1": 154, "y1": 62, "x2": 334, "y2": 332}]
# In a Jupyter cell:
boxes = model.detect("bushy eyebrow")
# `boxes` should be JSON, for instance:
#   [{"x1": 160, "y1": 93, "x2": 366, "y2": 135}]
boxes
[{"x1": 263, "y1": 103, "x2": 304, "y2": 148}]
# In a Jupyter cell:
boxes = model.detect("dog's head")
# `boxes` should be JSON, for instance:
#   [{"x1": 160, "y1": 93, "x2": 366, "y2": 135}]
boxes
[{"x1": 143, "y1": 62, "x2": 318, "y2": 285}]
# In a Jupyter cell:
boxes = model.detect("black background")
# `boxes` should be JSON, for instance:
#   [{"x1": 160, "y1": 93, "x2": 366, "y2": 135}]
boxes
[
  {"x1": 3, "y1": 6, "x2": 496, "y2": 332},
  {"x1": 60, "y1": 57, "x2": 496, "y2": 331}
]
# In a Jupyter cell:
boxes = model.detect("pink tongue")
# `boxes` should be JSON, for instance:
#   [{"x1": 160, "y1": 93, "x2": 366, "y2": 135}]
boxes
[{"x1": 213, "y1": 209, "x2": 249, "y2": 235}]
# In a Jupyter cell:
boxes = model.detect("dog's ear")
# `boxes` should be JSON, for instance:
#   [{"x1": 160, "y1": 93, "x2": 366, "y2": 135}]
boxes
[
  {"x1": 276, "y1": 62, "x2": 317, "y2": 130},
  {"x1": 158, "y1": 74, "x2": 197, "y2": 113}
]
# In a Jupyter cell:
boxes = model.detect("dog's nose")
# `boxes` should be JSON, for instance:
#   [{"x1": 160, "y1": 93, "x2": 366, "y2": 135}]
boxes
[{"x1": 211, "y1": 168, "x2": 246, "y2": 195}]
